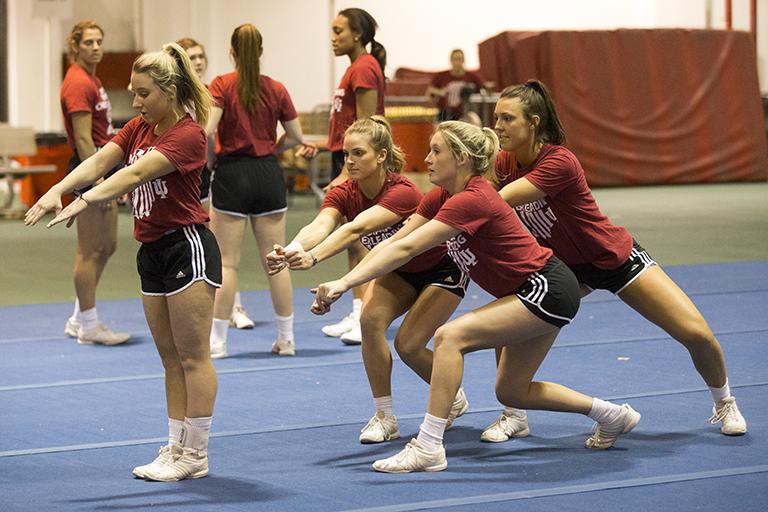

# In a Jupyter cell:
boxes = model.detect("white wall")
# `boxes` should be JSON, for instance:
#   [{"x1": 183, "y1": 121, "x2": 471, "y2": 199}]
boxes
[{"x1": 7, "y1": 0, "x2": 766, "y2": 132}]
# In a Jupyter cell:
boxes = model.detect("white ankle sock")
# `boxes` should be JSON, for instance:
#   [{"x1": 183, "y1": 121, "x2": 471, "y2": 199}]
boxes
[
  {"x1": 276, "y1": 313, "x2": 294, "y2": 341},
  {"x1": 709, "y1": 379, "x2": 731, "y2": 403},
  {"x1": 503, "y1": 407, "x2": 527, "y2": 419},
  {"x1": 373, "y1": 395, "x2": 394, "y2": 418},
  {"x1": 80, "y1": 307, "x2": 98, "y2": 332},
  {"x1": 352, "y1": 299, "x2": 362, "y2": 320},
  {"x1": 183, "y1": 416, "x2": 212, "y2": 452},
  {"x1": 233, "y1": 291, "x2": 243, "y2": 309},
  {"x1": 210, "y1": 318, "x2": 229, "y2": 345},
  {"x1": 416, "y1": 413, "x2": 446, "y2": 452},
  {"x1": 169, "y1": 418, "x2": 185, "y2": 447},
  {"x1": 587, "y1": 398, "x2": 621, "y2": 424},
  {"x1": 71, "y1": 299, "x2": 81, "y2": 322}
]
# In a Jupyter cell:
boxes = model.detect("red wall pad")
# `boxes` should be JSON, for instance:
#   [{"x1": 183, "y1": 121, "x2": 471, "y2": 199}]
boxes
[{"x1": 479, "y1": 30, "x2": 768, "y2": 186}]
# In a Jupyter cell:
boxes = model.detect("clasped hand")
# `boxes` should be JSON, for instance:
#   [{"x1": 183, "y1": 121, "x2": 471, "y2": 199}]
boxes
[{"x1": 266, "y1": 244, "x2": 314, "y2": 275}]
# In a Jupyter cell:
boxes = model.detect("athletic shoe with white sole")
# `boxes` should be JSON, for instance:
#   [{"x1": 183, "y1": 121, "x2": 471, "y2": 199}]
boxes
[
  {"x1": 132, "y1": 445, "x2": 172, "y2": 479},
  {"x1": 210, "y1": 341, "x2": 228, "y2": 359},
  {"x1": 585, "y1": 403, "x2": 641, "y2": 450},
  {"x1": 340, "y1": 324, "x2": 362, "y2": 345},
  {"x1": 144, "y1": 444, "x2": 209, "y2": 482},
  {"x1": 445, "y1": 387, "x2": 469, "y2": 430},
  {"x1": 77, "y1": 322, "x2": 129, "y2": 346},
  {"x1": 709, "y1": 397, "x2": 747, "y2": 435},
  {"x1": 480, "y1": 411, "x2": 531, "y2": 442},
  {"x1": 65, "y1": 318, "x2": 80, "y2": 338},
  {"x1": 321, "y1": 313, "x2": 358, "y2": 337},
  {"x1": 271, "y1": 339, "x2": 295, "y2": 356},
  {"x1": 372, "y1": 438, "x2": 447, "y2": 473},
  {"x1": 229, "y1": 305, "x2": 255, "y2": 329},
  {"x1": 360, "y1": 411, "x2": 400, "y2": 444}
]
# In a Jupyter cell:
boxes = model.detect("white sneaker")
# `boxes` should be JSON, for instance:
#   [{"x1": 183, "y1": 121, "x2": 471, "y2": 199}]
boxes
[
  {"x1": 321, "y1": 313, "x2": 358, "y2": 337},
  {"x1": 586, "y1": 403, "x2": 641, "y2": 450},
  {"x1": 271, "y1": 339, "x2": 295, "y2": 356},
  {"x1": 445, "y1": 388, "x2": 469, "y2": 430},
  {"x1": 709, "y1": 397, "x2": 747, "y2": 435},
  {"x1": 132, "y1": 445, "x2": 172, "y2": 479},
  {"x1": 65, "y1": 318, "x2": 80, "y2": 338},
  {"x1": 480, "y1": 411, "x2": 530, "y2": 442},
  {"x1": 340, "y1": 324, "x2": 362, "y2": 345},
  {"x1": 360, "y1": 411, "x2": 400, "y2": 444},
  {"x1": 372, "y1": 438, "x2": 447, "y2": 473},
  {"x1": 210, "y1": 341, "x2": 228, "y2": 359},
  {"x1": 229, "y1": 305, "x2": 255, "y2": 329},
  {"x1": 77, "y1": 322, "x2": 130, "y2": 346},
  {"x1": 144, "y1": 444, "x2": 209, "y2": 482}
]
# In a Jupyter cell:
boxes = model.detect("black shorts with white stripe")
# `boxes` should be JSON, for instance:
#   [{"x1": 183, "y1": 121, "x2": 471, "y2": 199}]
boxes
[
  {"x1": 137, "y1": 224, "x2": 222, "y2": 297},
  {"x1": 394, "y1": 255, "x2": 470, "y2": 298},
  {"x1": 568, "y1": 239, "x2": 657, "y2": 295},
  {"x1": 516, "y1": 255, "x2": 580, "y2": 328}
]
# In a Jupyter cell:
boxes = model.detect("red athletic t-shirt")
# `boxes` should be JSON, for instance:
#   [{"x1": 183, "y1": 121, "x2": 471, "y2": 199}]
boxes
[
  {"x1": 323, "y1": 173, "x2": 445, "y2": 272},
  {"x1": 327, "y1": 54, "x2": 385, "y2": 152},
  {"x1": 494, "y1": 145, "x2": 632, "y2": 269},
  {"x1": 208, "y1": 73, "x2": 298, "y2": 157},
  {"x1": 112, "y1": 116, "x2": 209, "y2": 242},
  {"x1": 417, "y1": 176, "x2": 551, "y2": 298},
  {"x1": 430, "y1": 69, "x2": 485, "y2": 116},
  {"x1": 60, "y1": 64, "x2": 116, "y2": 153}
]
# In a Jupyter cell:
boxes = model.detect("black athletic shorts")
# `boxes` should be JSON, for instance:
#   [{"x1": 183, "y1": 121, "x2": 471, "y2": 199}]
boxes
[
  {"x1": 331, "y1": 150, "x2": 345, "y2": 181},
  {"x1": 210, "y1": 154, "x2": 287, "y2": 217},
  {"x1": 137, "y1": 224, "x2": 222, "y2": 297},
  {"x1": 199, "y1": 164, "x2": 212, "y2": 202},
  {"x1": 394, "y1": 254, "x2": 470, "y2": 298},
  {"x1": 568, "y1": 240, "x2": 657, "y2": 295},
  {"x1": 66, "y1": 147, "x2": 122, "y2": 196},
  {"x1": 516, "y1": 255, "x2": 580, "y2": 328}
]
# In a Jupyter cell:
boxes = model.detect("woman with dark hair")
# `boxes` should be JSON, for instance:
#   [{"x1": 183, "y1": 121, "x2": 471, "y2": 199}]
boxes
[
  {"x1": 205, "y1": 24, "x2": 304, "y2": 358},
  {"x1": 297, "y1": 7, "x2": 388, "y2": 344},
  {"x1": 27, "y1": 43, "x2": 220, "y2": 482},
  {"x1": 176, "y1": 36, "x2": 256, "y2": 331},
  {"x1": 312, "y1": 121, "x2": 640, "y2": 473},
  {"x1": 480, "y1": 79, "x2": 746, "y2": 443},
  {"x1": 269, "y1": 117, "x2": 470, "y2": 444},
  {"x1": 60, "y1": 20, "x2": 128, "y2": 345}
]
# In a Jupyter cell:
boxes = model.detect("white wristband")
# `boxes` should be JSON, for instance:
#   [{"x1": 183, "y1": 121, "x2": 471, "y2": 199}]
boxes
[{"x1": 285, "y1": 241, "x2": 304, "y2": 253}]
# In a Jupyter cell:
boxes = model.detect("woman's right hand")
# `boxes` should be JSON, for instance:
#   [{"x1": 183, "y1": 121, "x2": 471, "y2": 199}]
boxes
[
  {"x1": 267, "y1": 244, "x2": 290, "y2": 275},
  {"x1": 295, "y1": 142, "x2": 319, "y2": 159},
  {"x1": 310, "y1": 279, "x2": 350, "y2": 315},
  {"x1": 24, "y1": 190, "x2": 63, "y2": 226}
]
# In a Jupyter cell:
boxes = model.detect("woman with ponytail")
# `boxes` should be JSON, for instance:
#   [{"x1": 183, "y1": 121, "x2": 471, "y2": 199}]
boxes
[
  {"x1": 481, "y1": 79, "x2": 746, "y2": 442},
  {"x1": 296, "y1": 8, "x2": 388, "y2": 344},
  {"x1": 312, "y1": 121, "x2": 641, "y2": 473},
  {"x1": 268, "y1": 117, "x2": 471, "y2": 444},
  {"x1": 205, "y1": 24, "x2": 305, "y2": 359},
  {"x1": 27, "y1": 43, "x2": 221, "y2": 482}
]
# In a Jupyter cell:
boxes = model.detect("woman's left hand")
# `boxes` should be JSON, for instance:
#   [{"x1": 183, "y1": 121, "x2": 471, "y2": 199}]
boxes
[
  {"x1": 24, "y1": 191, "x2": 63, "y2": 226},
  {"x1": 310, "y1": 279, "x2": 349, "y2": 315},
  {"x1": 46, "y1": 197, "x2": 89, "y2": 228}
]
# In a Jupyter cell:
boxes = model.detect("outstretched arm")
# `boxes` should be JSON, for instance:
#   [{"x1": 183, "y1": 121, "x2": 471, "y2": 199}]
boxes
[
  {"x1": 311, "y1": 218, "x2": 459, "y2": 314},
  {"x1": 497, "y1": 176, "x2": 547, "y2": 208}
]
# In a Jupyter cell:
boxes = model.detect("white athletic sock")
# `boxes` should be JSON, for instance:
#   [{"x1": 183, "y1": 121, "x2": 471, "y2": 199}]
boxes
[
  {"x1": 182, "y1": 416, "x2": 212, "y2": 452},
  {"x1": 71, "y1": 299, "x2": 81, "y2": 322},
  {"x1": 503, "y1": 407, "x2": 527, "y2": 419},
  {"x1": 709, "y1": 379, "x2": 731, "y2": 403},
  {"x1": 210, "y1": 318, "x2": 229, "y2": 345},
  {"x1": 373, "y1": 395, "x2": 394, "y2": 419},
  {"x1": 587, "y1": 398, "x2": 621, "y2": 424},
  {"x1": 276, "y1": 313, "x2": 294, "y2": 341},
  {"x1": 168, "y1": 418, "x2": 185, "y2": 447},
  {"x1": 352, "y1": 298, "x2": 362, "y2": 320},
  {"x1": 80, "y1": 307, "x2": 98, "y2": 333},
  {"x1": 233, "y1": 291, "x2": 243, "y2": 309},
  {"x1": 417, "y1": 414, "x2": 447, "y2": 452}
]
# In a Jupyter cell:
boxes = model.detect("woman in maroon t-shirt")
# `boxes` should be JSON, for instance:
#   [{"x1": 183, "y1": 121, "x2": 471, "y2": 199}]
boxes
[
  {"x1": 59, "y1": 20, "x2": 127, "y2": 345},
  {"x1": 312, "y1": 122, "x2": 641, "y2": 473},
  {"x1": 484, "y1": 79, "x2": 745, "y2": 441},
  {"x1": 27, "y1": 43, "x2": 221, "y2": 483}
]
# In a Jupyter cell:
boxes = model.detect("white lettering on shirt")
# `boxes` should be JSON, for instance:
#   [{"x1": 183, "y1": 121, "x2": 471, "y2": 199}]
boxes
[
  {"x1": 128, "y1": 145, "x2": 168, "y2": 219},
  {"x1": 445, "y1": 233, "x2": 478, "y2": 274},
  {"x1": 515, "y1": 198, "x2": 556, "y2": 239}
]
